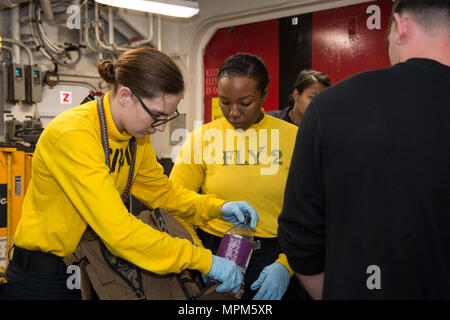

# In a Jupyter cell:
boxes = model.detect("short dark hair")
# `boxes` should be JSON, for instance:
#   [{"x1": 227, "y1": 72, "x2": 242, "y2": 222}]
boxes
[
  {"x1": 288, "y1": 69, "x2": 331, "y2": 105},
  {"x1": 292, "y1": 69, "x2": 331, "y2": 94},
  {"x1": 217, "y1": 53, "x2": 269, "y2": 97},
  {"x1": 391, "y1": 0, "x2": 450, "y2": 32},
  {"x1": 98, "y1": 48, "x2": 184, "y2": 99}
]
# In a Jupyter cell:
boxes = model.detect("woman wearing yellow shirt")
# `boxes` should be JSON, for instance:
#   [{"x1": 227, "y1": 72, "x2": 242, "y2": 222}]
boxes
[
  {"x1": 0, "y1": 48, "x2": 258, "y2": 300},
  {"x1": 170, "y1": 53, "x2": 303, "y2": 300}
]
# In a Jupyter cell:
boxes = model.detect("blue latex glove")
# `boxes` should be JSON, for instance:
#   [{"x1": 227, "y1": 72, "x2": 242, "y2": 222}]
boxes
[
  {"x1": 250, "y1": 262, "x2": 290, "y2": 300},
  {"x1": 207, "y1": 255, "x2": 243, "y2": 294},
  {"x1": 221, "y1": 201, "x2": 259, "y2": 229}
]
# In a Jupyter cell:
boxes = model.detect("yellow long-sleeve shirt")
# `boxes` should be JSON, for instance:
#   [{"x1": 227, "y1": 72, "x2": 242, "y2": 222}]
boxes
[
  {"x1": 169, "y1": 113, "x2": 298, "y2": 274},
  {"x1": 14, "y1": 92, "x2": 225, "y2": 275}
]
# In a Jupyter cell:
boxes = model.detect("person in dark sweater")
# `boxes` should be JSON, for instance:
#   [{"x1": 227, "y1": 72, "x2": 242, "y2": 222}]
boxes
[
  {"x1": 278, "y1": 0, "x2": 450, "y2": 299},
  {"x1": 267, "y1": 69, "x2": 331, "y2": 125}
]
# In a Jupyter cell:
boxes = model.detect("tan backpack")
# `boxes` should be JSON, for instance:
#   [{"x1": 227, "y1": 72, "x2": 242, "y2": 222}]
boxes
[{"x1": 65, "y1": 208, "x2": 241, "y2": 300}]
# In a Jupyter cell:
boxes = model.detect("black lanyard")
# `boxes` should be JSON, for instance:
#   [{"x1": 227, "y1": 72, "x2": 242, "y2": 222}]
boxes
[{"x1": 97, "y1": 95, "x2": 137, "y2": 202}]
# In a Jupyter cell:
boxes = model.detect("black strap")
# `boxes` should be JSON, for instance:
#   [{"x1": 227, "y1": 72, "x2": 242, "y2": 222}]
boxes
[
  {"x1": 154, "y1": 208, "x2": 168, "y2": 233},
  {"x1": 11, "y1": 246, "x2": 66, "y2": 274}
]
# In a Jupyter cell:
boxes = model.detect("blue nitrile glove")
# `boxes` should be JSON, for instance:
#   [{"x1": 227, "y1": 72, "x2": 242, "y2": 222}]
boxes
[
  {"x1": 250, "y1": 262, "x2": 290, "y2": 300},
  {"x1": 221, "y1": 201, "x2": 259, "y2": 229},
  {"x1": 206, "y1": 255, "x2": 243, "y2": 294}
]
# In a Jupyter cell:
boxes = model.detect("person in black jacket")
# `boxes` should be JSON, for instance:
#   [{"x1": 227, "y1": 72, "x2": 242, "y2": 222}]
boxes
[
  {"x1": 278, "y1": 0, "x2": 450, "y2": 299},
  {"x1": 267, "y1": 69, "x2": 330, "y2": 125}
]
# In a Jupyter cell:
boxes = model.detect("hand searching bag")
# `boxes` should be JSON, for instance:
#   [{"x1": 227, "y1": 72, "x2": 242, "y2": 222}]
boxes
[{"x1": 65, "y1": 208, "x2": 241, "y2": 300}]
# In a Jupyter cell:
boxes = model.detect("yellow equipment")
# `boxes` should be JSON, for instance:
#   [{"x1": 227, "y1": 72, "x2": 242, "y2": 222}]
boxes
[{"x1": 0, "y1": 148, "x2": 32, "y2": 272}]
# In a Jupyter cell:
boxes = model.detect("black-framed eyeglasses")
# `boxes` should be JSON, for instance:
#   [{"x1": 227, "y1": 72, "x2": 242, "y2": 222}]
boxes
[{"x1": 131, "y1": 89, "x2": 180, "y2": 128}]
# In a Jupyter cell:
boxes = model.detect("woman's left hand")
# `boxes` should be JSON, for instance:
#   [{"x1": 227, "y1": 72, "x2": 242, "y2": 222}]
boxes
[{"x1": 251, "y1": 262, "x2": 290, "y2": 300}]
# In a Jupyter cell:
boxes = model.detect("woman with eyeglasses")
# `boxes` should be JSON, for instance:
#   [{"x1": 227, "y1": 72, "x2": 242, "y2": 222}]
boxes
[{"x1": 1, "y1": 48, "x2": 258, "y2": 300}]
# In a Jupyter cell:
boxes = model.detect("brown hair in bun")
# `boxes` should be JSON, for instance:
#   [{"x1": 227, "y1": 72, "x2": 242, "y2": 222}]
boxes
[
  {"x1": 97, "y1": 48, "x2": 184, "y2": 99},
  {"x1": 98, "y1": 60, "x2": 116, "y2": 85}
]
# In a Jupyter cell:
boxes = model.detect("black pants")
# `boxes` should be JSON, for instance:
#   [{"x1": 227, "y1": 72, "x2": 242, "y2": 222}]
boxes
[
  {"x1": 197, "y1": 228, "x2": 309, "y2": 300},
  {"x1": 0, "y1": 248, "x2": 81, "y2": 300}
]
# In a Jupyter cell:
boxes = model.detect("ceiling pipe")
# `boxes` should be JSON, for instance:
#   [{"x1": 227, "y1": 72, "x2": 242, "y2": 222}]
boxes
[
  {"x1": 108, "y1": 6, "x2": 128, "y2": 53},
  {"x1": 130, "y1": 13, "x2": 154, "y2": 48},
  {"x1": 0, "y1": 45, "x2": 16, "y2": 62},
  {"x1": 157, "y1": 14, "x2": 161, "y2": 51},
  {"x1": 40, "y1": 0, "x2": 54, "y2": 21},
  {"x1": 10, "y1": 5, "x2": 21, "y2": 63},
  {"x1": 94, "y1": 1, "x2": 127, "y2": 53},
  {"x1": 0, "y1": 0, "x2": 29, "y2": 10},
  {"x1": 35, "y1": 2, "x2": 65, "y2": 54},
  {"x1": 58, "y1": 74, "x2": 102, "y2": 91},
  {"x1": 109, "y1": 8, "x2": 129, "y2": 52},
  {"x1": 94, "y1": 1, "x2": 114, "y2": 52},
  {"x1": 2, "y1": 37, "x2": 34, "y2": 65},
  {"x1": 108, "y1": 7, "x2": 114, "y2": 47},
  {"x1": 84, "y1": 1, "x2": 98, "y2": 53},
  {"x1": 27, "y1": 1, "x2": 53, "y2": 61}
]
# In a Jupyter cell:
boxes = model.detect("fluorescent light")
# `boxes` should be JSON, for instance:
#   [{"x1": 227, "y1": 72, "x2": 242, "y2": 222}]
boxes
[{"x1": 95, "y1": 0, "x2": 199, "y2": 18}]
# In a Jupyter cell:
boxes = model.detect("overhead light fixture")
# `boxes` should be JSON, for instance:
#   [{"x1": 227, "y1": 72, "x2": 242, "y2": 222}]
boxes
[{"x1": 95, "y1": 0, "x2": 199, "y2": 18}]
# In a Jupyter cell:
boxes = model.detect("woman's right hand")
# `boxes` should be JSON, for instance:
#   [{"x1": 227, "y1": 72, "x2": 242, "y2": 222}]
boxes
[
  {"x1": 206, "y1": 255, "x2": 243, "y2": 294},
  {"x1": 220, "y1": 201, "x2": 259, "y2": 228}
]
